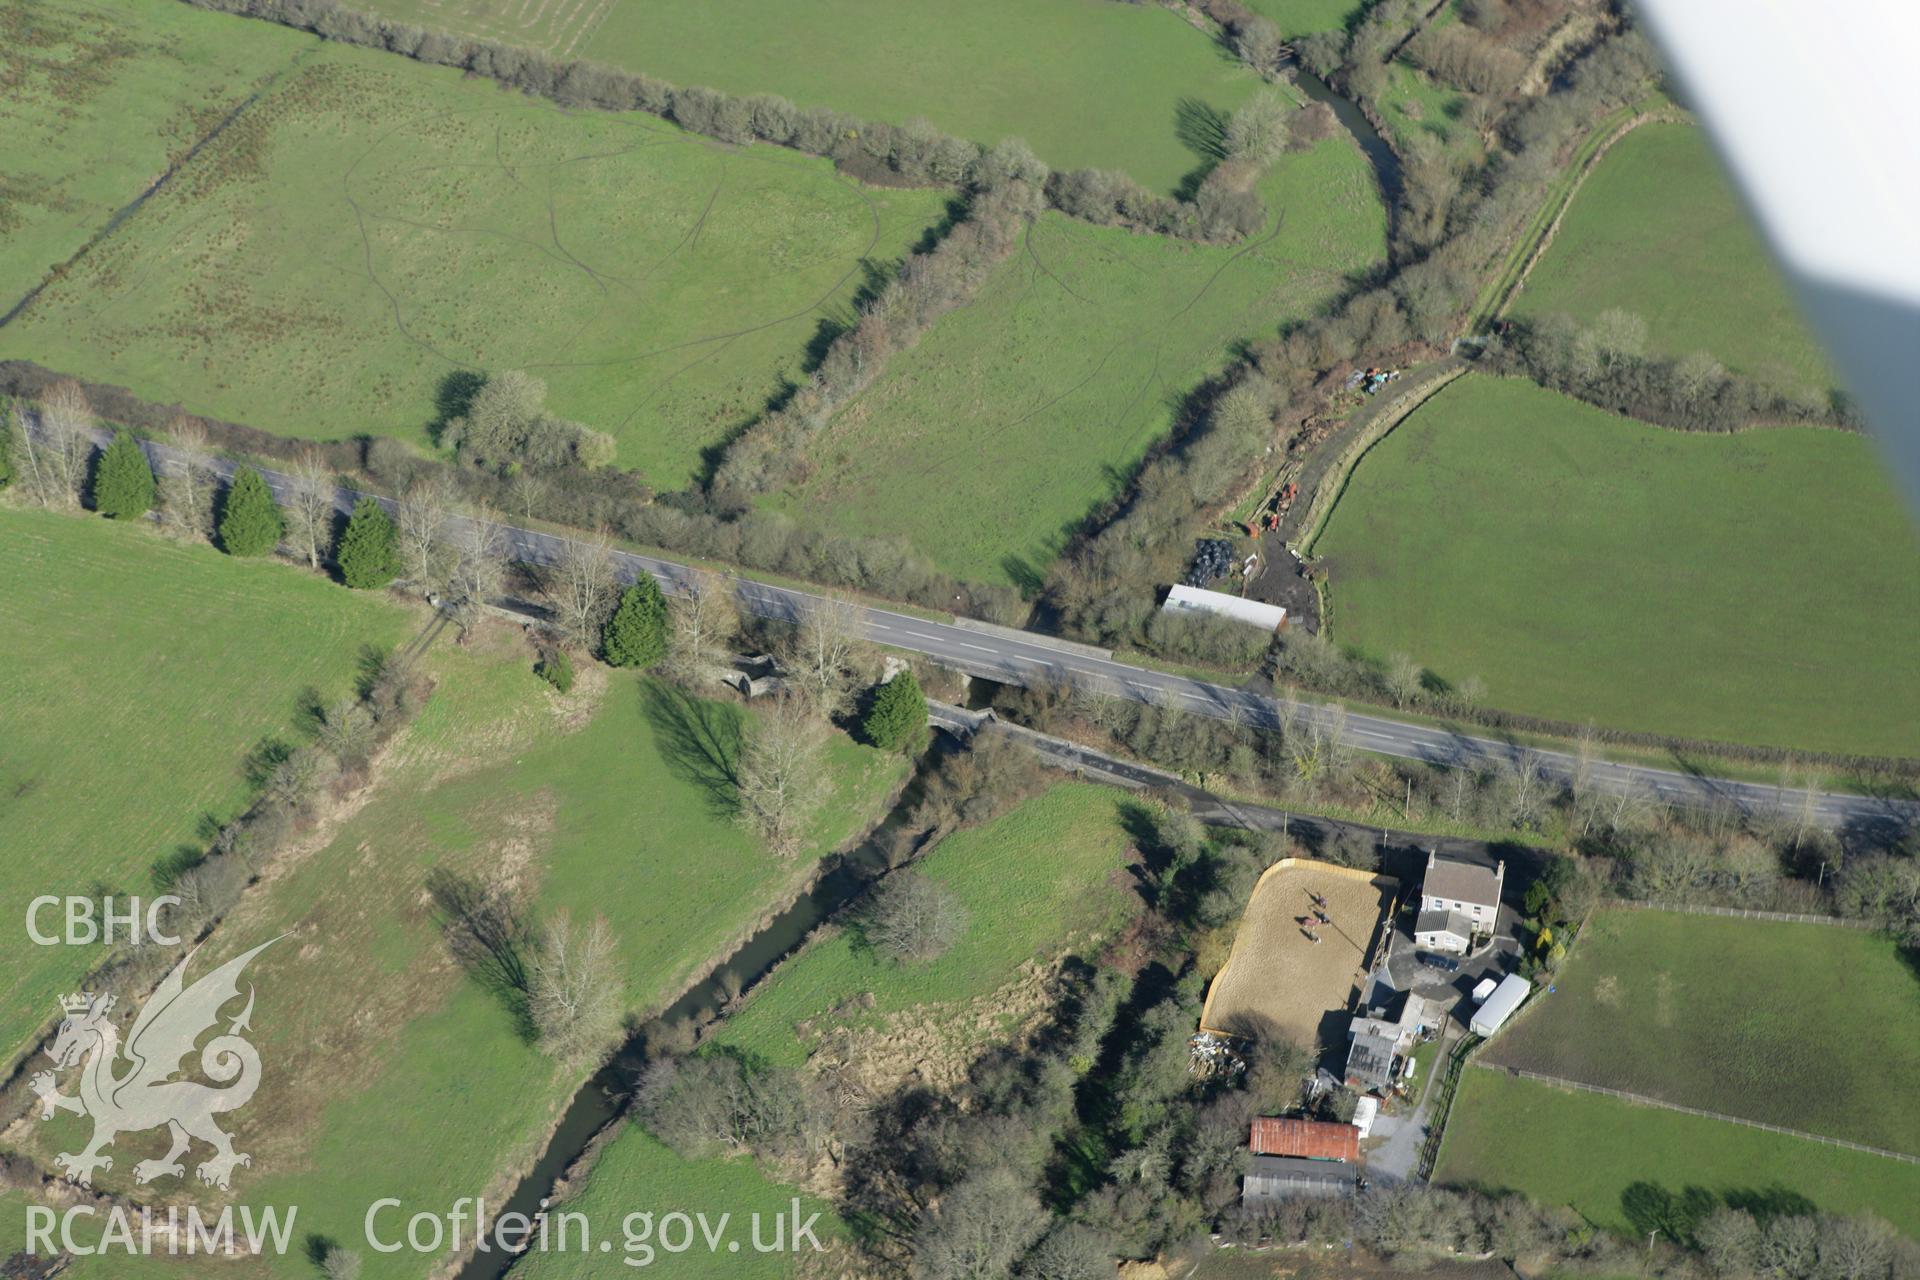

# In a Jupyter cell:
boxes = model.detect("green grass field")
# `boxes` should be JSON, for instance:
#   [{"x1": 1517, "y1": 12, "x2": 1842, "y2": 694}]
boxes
[
  {"x1": 1437, "y1": 1072, "x2": 1920, "y2": 1237},
  {"x1": 1, "y1": 19, "x2": 944, "y2": 489},
  {"x1": 1375, "y1": 61, "x2": 1480, "y2": 165},
  {"x1": 0, "y1": 507, "x2": 409, "y2": 1076},
  {"x1": 1511, "y1": 123, "x2": 1834, "y2": 398},
  {"x1": 785, "y1": 138, "x2": 1388, "y2": 587},
  {"x1": 715, "y1": 782, "x2": 1142, "y2": 1067},
  {"x1": 1481, "y1": 909, "x2": 1920, "y2": 1156},
  {"x1": 0, "y1": 0, "x2": 311, "y2": 307},
  {"x1": 513, "y1": 1125, "x2": 842, "y2": 1279},
  {"x1": 14, "y1": 617, "x2": 906, "y2": 1279},
  {"x1": 366, "y1": 0, "x2": 1269, "y2": 194},
  {"x1": 1315, "y1": 375, "x2": 1920, "y2": 756}
]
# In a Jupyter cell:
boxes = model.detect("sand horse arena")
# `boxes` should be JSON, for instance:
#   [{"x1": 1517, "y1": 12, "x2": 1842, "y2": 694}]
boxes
[{"x1": 1201, "y1": 859, "x2": 1398, "y2": 1049}]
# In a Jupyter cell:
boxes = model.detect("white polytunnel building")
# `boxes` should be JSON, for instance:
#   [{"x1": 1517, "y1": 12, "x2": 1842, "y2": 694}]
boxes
[
  {"x1": 1469, "y1": 974, "x2": 1532, "y2": 1037},
  {"x1": 1160, "y1": 584, "x2": 1288, "y2": 632}
]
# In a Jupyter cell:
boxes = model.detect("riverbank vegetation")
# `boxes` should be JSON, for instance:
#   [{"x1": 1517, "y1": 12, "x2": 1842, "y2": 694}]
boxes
[{"x1": 5, "y1": 532, "x2": 903, "y2": 1277}]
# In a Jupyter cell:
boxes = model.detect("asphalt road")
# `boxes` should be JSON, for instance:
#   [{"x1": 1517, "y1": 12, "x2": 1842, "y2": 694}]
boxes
[{"x1": 126, "y1": 436, "x2": 1918, "y2": 832}]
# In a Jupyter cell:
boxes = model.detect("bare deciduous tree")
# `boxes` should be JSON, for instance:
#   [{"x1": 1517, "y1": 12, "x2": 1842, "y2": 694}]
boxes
[
  {"x1": 445, "y1": 508, "x2": 510, "y2": 622},
  {"x1": 284, "y1": 449, "x2": 335, "y2": 571},
  {"x1": 862, "y1": 871, "x2": 968, "y2": 963},
  {"x1": 37, "y1": 380, "x2": 95, "y2": 507},
  {"x1": 737, "y1": 695, "x2": 828, "y2": 858},
  {"x1": 1282, "y1": 704, "x2": 1351, "y2": 790},
  {"x1": 508, "y1": 469, "x2": 546, "y2": 522},
  {"x1": 549, "y1": 529, "x2": 616, "y2": 650},
  {"x1": 1385, "y1": 652, "x2": 1423, "y2": 708},
  {"x1": 779, "y1": 594, "x2": 867, "y2": 716},
  {"x1": 528, "y1": 910, "x2": 624, "y2": 1067},
  {"x1": 156, "y1": 416, "x2": 218, "y2": 537},
  {"x1": 316, "y1": 697, "x2": 374, "y2": 770},
  {"x1": 397, "y1": 476, "x2": 454, "y2": 590},
  {"x1": 665, "y1": 568, "x2": 740, "y2": 686},
  {"x1": 7, "y1": 399, "x2": 52, "y2": 507}
]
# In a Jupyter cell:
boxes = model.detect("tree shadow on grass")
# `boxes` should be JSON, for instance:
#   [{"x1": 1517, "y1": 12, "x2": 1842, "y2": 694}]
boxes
[
  {"x1": 429, "y1": 369, "x2": 486, "y2": 447},
  {"x1": 425, "y1": 866, "x2": 536, "y2": 1043},
  {"x1": 641, "y1": 681, "x2": 743, "y2": 819},
  {"x1": 1175, "y1": 96, "x2": 1230, "y2": 163},
  {"x1": 1621, "y1": 1180, "x2": 1720, "y2": 1246},
  {"x1": 1723, "y1": 1185, "x2": 1819, "y2": 1223}
]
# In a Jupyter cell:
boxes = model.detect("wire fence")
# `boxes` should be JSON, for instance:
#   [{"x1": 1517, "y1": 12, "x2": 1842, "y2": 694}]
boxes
[
  {"x1": 1608, "y1": 900, "x2": 1878, "y2": 930},
  {"x1": 1475, "y1": 1065, "x2": 1920, "y2": 1165}
]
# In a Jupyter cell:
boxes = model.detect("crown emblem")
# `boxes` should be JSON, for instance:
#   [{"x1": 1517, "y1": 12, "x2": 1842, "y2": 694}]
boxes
[{"x1": 60, "y1": 993, "x2": 112, "y2": 1016}]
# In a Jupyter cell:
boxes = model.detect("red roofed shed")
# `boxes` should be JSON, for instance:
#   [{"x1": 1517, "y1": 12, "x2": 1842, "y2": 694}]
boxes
[{"x1": 1249, "y1": 1117, "x2": 1359, "y2": 1163}]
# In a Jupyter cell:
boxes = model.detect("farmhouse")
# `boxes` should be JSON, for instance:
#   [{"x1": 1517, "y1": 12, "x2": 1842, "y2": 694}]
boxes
[
  {"x1": 1250, "y1": 1117, "x2": 1360, "y2": 1163},
  {"x1": 1415, "y1": 851, "x2": 1504, "y2": 954}
]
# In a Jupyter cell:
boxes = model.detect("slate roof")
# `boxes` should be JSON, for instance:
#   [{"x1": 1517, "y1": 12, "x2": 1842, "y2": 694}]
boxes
[{"x1": 1422, "y1": 856, "x2": 1502, "y2": 908}]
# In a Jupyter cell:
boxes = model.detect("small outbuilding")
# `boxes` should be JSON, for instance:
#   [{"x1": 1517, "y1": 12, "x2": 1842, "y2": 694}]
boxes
[
  {"x1": 1160, "y1": 584, "x2": 1288, "y2": 632},
  {"x1": 1345, "y1": 1029, "x2": 1399, "y2": 1094},
  {"x1": 1471, "y1": 977, "x2": 1498, "y2": 1003},
  {"x1": 1242, "y1": 1155, "x2": 1357, "y2": 1204},
  {"x1": 1249, "y1": 1117, "x2": 1360, "y2": 1163},
  {"x1": 1351, "y1": 1094, "x2": 1380, "y2": 1139},
  {"x1": 1470, "y1": 974, "x2": 1532, "y2": 1037}
]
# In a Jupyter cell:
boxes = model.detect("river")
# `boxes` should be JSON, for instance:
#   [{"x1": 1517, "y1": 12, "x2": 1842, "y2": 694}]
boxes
[{"x1": 451, "y1": 745, "x2": 947, "y2": 1280}]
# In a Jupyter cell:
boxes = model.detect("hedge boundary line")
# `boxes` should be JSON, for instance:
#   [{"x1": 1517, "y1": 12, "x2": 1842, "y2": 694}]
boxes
[{"x1": 172, "y1": 0, "x2": 1271, "y2": 246}]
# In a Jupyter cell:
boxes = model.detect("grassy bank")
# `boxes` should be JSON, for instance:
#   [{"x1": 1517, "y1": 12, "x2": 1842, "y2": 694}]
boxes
[
  {"x1": 716, "y1": 782, "x2": 1145, "y2": 1067},
  {"x1": 1437, "y1": 1071, "x2": 1920, "y2": 1237},
  {"x1": 1510, "y1": 122, "x2": 1834, "y2": 397},
  {"x1": 365, "y1": 0, "x2": 1268, "y2": 194},
  {"x1": 1314, "y1": 375, "x2": 1920, "y2": 757},
  {"x1": 0, "y1": 0, "x2": 311, "y2": 305},
  {"x1": 14, "y1": 626, "x2": 905, "y2": 1278},
  {"x1": 1482, "y1": 909, "x2": 1920, "y2": 1156},
  {"x1": 0, "y1": 507, "x2": 408, "y2": 1070}
]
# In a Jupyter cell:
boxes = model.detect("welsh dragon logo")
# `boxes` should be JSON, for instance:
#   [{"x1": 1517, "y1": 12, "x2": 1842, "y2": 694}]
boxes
[{"x1": 31, "y1": 938, "x2": 278, "y2": 1190}]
